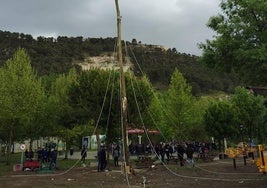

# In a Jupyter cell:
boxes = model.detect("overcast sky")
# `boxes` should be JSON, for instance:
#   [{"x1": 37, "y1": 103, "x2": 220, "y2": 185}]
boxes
[{"x1": 0, "y1": 0, "x2": 221, "y2": 55}]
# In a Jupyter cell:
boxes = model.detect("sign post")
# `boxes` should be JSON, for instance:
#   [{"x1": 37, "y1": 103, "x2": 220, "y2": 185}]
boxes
[{"x1": 20, "y1": 144, "x2": 26, "y2": 165}]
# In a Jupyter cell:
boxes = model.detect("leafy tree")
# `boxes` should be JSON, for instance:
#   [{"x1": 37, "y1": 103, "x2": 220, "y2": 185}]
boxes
[
  {"x1": 187, "y1": 98, "x2": 209, "y2": 141},
  {"x1": 68, "y1": 69, "x2": 117, "y2": 149},
  {"x1": 204, "y1": 87, "x2": 266, "y2": 149},
  {"x1": 0, "y1": 48, "x2": 45, "y2": 164},
  {"x1": 230, "y1": 87, "x2": 265, "y2": 143},
  {"x1": 162, "y1": 69, "x2": 196, "y2": 140},
  {"x1": 146, "y1": 93, "x2": 167, "y2": 140},
  {"x1": 204, "y1": 100, "x2": 237, "y2": 151},
  {"x1": 49, "y1": 68, "x2": 79, "y2": 159},
  {"x1": 126, "y1": 74, "x2": 154, "y2": 127},
  {"x1": 68, "y1": 69, "x2": 155, "y2": 146},
  {"x1": 199, "y1": 0, "x2": 267, "y2": 85},
  {"x1": 69, "y1": 69, "x2": 113, "y2": 125}
]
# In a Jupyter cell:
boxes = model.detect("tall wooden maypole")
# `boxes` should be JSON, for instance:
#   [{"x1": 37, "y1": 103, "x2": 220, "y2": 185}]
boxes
[{"x1": 115, "y1": 0, "x2": 130, "y2": 173}]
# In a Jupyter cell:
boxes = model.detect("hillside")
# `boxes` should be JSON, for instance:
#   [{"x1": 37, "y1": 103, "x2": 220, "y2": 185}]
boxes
[{"x1": 0, "y1": 30, "x2": 239, "y2": 95}]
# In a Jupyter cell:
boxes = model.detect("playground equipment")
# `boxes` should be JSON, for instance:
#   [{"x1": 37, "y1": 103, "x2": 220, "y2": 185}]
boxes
[
  {"x1": 225, "y1": 142, "x2": 256, "y2": 169},
  {"x1": 254, "y1": 145, "x2": 267, "y2": 174},
  {"x1": 225, "y1": 143, "x2": 267, "y2": 174}
]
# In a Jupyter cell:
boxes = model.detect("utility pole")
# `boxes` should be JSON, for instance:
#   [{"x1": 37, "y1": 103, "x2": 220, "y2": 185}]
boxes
[{"x1": 115, "y1": 0, "x2": 130, "y2": 173}]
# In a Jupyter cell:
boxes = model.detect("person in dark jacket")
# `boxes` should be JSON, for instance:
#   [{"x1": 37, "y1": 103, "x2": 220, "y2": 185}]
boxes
[
  {"x1": 112, "y1": 146, "x2": 119, "y2": 167},
  {"x1": 49, "y1": 148, "x2": 58, "y2": 170},
  {"x1": 37, "y1": 147, "x2": 43, "y2": 161},
  {"x1": 42, "y1": 148, "x2": 48, "y2": 163},
  {"x1": 81, "y1": 146, "x2": 87, "y2": 163},
  {"x1": 177, "y1": 144, "x2": 185, "y2": 166},
  {"x1": 186, "y1": 144, "x2": 195, "y2": 166},
  {"x1": 159, "y1": 143, "x2": 165, "y2": 162},
  {"x1": 164, "y1": 143, "x2": 170, "y2": 161},
  {"x1": 98, "y1": 146, "x2": 107, "y2": 171}
]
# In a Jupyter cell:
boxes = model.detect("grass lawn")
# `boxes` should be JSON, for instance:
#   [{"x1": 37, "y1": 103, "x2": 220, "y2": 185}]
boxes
[
  {"x1": 0, "y1": 152, "x2": 21, "y2": 176},
  {"x1": 0, "y1": 152, "x2": 93, "y2": 176}
]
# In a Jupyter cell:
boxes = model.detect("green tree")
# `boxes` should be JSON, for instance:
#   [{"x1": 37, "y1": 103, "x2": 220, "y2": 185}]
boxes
[
  {"x1": 146, "y1": 93, "x2": 167, "y2": 140},
  {"x1": 162, "y1": 69, "x2": 196, "y2": 140},
  {"x1": 126, "y1": 74, "x2": 154, "y2": 127},
  {"x1": 188, "y1": 98, "x2": 209, "y2": 141},
  {"x1": 0, "y1": 48, "x2": 45, "y2": 164},
  {"x1": 69, "y1": 69, "x2": 113, "y2": 124},
  {"x1": 68, "y1": 69, "x2": 155, "y2": 146},
  {"x1": 199, "y1": 0, "x2": 267, "y2": 85},
  {"x1": 204, "y1": 100, "x2": 237, "y2": 151},
  {"x1": 68, "y1": 69, "x2": 116, "y2": 150},
  {"x1": 49, "y1": 68, "x2": 78, "y2": 159},
  {"x1": 230, "y1": 87, "x2": 265, "y2": 143}
]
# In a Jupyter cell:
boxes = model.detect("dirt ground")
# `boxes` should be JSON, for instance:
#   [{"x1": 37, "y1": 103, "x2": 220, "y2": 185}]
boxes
[{"x1": 1, "y1": 158, "x2": 267, "y2": 188}]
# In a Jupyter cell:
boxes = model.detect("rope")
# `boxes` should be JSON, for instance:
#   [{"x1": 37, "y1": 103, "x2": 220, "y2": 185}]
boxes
[
  {"x1": 92, "y1": 69, "x2": 113, "y2": 136},
  {"x1": 126, "y1": 43, "x2": 167, "y2": 142},
  {"x1": 129, "y1": 74, "x2": 154, "y2": 147},
  {"x1": 104, "y1": 70, "x2": 115, "y2": 136},
  {"x1": 128, "y1": 45, "x2": 144, "y2": 75},
  {"x1": 105, "y1": 38, "x2": 118, "y2": 136},
  {"x1": 128, "y1": 44, "x2": 182, "y2": 141}
]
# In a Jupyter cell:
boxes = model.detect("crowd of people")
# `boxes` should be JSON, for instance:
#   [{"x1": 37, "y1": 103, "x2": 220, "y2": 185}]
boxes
[
  {"x1": 128, "y1": 141, "x2": 216, "y2": 166},
  {"x1": 22, "y1": 140, "x2": 216, "y2": 173},
  {"x1": 24, "y1": 147, "x2": 58, "y2": 170}
]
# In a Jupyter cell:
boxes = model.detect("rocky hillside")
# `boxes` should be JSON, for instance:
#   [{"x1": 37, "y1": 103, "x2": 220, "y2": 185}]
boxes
[{"x1": 78, "y1": 55, "x2": 131, "y2": 72}]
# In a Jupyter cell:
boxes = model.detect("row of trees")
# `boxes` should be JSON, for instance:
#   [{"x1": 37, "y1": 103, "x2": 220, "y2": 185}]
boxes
[
  {"x1": 1, "y1": 49, "x2": 266, "y2": 165},
  {"x1": 204, "y1": 87, "x2": 266, "y2": 150}
]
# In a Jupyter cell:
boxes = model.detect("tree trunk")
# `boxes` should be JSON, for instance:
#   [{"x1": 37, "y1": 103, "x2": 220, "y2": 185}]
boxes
[
  {"x1": 30, "y1": 139, "x2": 33, "y2": 150},
  {"x1": 107, "y1": 146, "x2": 110, "y2": 170},
  {"x1": 96, "y1": 127, "x2": 101, "y2": 151},
  {"x1": 218, "y1": 139, "x2": 222, "y2": 152},
  {"x1": 64, "y1": 140, "x2": 70, "y2": 159},
  {"x1": 6, "y1": 125, "x2": 13, "y2": 165}
]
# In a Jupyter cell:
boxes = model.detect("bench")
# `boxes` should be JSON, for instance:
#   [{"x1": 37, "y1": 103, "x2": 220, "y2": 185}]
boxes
[{"x1": 23, "y1": 160, "x2": 41, "y2": 170}]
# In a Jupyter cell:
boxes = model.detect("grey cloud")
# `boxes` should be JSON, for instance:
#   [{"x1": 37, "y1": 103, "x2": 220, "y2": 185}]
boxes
[{"x1": 0, "y1": 0, "x2": 221, "y2": 55}]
